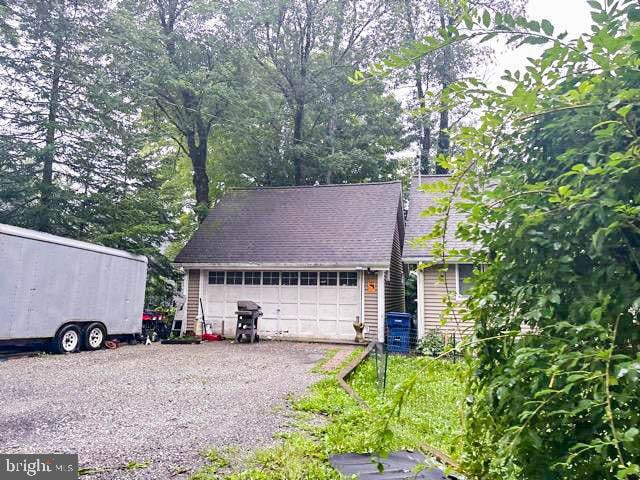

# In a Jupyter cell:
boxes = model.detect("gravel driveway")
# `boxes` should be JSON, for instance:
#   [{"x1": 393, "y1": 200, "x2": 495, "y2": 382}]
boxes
[{"x1": 0, "y1": 341, "x2": 330, "y2": 479}]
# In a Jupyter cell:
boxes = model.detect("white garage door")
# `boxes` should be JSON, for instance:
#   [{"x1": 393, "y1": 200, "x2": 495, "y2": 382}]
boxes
[{"x1": 203, "y1": 270, "x2": 361, "y2": 341}]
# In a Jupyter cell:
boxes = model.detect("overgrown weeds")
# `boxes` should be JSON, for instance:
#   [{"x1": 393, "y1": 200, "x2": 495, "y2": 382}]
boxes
[{"x1": 190, "y1": 348, "x2": 465, "y2": 479}]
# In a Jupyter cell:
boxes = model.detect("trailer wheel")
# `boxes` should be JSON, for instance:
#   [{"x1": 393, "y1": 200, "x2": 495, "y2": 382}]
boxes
[
  {"x1": 83, "y1": 323, "x2": 106, "y2": 351},
  {"x1": 54, "y1": 325, "x2": 81, "y2": 354}
]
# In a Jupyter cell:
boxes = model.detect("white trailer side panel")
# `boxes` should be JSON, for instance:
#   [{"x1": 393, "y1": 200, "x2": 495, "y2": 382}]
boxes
[{"x1": 0, "y1": 224, "x2": 147, "y2": 340}]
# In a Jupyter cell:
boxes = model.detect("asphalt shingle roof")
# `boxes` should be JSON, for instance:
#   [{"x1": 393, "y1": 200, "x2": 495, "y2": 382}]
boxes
[
  {"x1": 403, "y1": 175, "x2": 474, "y2": 261},
  {"x1": 174, "y1": 182, "x2": 403, "y2": 267}
]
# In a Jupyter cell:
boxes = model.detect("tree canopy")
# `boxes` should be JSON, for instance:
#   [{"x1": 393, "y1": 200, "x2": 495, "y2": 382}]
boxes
[{"x1": 1, "y1": 0, "x2": 514, "y2": 303}]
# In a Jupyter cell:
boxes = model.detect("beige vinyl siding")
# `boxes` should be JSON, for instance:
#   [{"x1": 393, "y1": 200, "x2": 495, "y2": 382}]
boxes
[
  {"x1": 363, "y1": 272, "x2": 378, "y2": 341},
  {"x1": 385, "y1": 223, "x2": 405, "y2": 313},
  {"x1": 423, "y1": 265, "x2": 472, "y2": 336},
  {"x1": 186, "y1": 269, "x2": 200, "y2": 333}
]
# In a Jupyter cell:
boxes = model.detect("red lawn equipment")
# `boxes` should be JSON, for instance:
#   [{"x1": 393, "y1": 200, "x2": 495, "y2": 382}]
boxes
[
  {"x1": 200, "y1": 298, "x2": 222, "y2": 341},
  {"x1": 141, "y1": 309, "x2": 170, "y2": 342}
]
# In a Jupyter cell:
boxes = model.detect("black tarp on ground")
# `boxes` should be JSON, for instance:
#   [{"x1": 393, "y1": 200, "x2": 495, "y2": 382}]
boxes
[{"x1": 329, "y1": 450, "x2": 458, "y2": 479}]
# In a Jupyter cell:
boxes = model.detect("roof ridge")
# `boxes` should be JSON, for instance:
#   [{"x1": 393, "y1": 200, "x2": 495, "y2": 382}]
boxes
[
  {"x1": 229, "y1": 180, "x2": 401, "y2": 192},
  {"x1": 411, "y1": 174, "x2": 451, "y2": 178}
]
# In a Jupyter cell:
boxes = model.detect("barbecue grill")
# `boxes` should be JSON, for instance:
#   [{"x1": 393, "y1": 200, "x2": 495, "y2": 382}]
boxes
[{"x1": 234, "y1": 300, "x2": 262, "y2": 343}]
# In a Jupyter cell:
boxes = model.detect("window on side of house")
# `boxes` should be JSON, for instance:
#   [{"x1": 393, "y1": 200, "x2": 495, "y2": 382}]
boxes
[
  {"x1": 208, "y1": 271, "x2": 225, "y2": 285},
  {"x1": 457, "y1": 264, "x2": 475, "y2": 297},
  {"x1": 319, "y1": 272, "x2": 337, "y2": 286},
  {"x1": 244, "y1": 271, "x2": 261, "y2": 285},
  {"x1": 263, "y1": 271, "x2": 280, "y2": 285},
  {"x1": 339, "y1": 271, "x2": 358, "y2": 286},
  {"x1": 281, "y1": 272, "x2": 299, "y2": 286},
  {"x1": 226, "y1": 271, "x2": 243, "y2": 285},
  {"x1": 300, "y1": 271, "x2": 318, "y2": 286}
]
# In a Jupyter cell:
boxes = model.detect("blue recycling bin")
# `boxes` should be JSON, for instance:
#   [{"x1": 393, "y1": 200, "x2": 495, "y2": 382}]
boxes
[{"x1": 386, "y1": 312, "x2": 412, "y2": 353}]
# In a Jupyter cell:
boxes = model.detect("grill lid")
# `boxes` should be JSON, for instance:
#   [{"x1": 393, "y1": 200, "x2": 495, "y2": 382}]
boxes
[{"x1": 237, "y1": 300, "x2": 261, "y2": 311}]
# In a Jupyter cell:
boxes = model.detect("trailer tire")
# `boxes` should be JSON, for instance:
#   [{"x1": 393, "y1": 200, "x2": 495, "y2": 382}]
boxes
[
  {"x1": 54, "y1": 325, "x2": 81, "y2": 354},
  {"x1": 83, "y1": 323, "x2": 106, "y2": 351}
]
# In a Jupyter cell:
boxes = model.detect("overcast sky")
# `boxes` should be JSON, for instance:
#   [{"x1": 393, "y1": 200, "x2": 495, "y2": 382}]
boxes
[{"x1": 485, "y1": 0, "x2": 592, "y2": 86}]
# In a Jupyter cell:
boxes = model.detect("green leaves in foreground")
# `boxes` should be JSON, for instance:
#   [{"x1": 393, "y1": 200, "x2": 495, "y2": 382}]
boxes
[{"x1": 364, "y1": 0, "x2": 640, "y2": 479}]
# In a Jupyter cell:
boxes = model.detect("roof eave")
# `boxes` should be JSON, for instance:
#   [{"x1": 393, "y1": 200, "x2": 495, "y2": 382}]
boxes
[
  {"x1": 172, "y1": 261, "x2": 391, "y2": 271},
  {"x1": 402, "y1": 256, "x2": 468, "y2": 264}
]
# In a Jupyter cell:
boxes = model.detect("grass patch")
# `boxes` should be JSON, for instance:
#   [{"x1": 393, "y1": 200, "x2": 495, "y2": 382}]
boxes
[
  {"x1": 194, "y1": 348, "x2": 465, "y2": 479},
  {"x1": 350, "y1": 355, "x2": 466, "y2": 460},
  {"x1": 122, "y1": 460, "x2": 150, "y2": 471},
  {"x1": 226, "y1": 433, "x2": 342, "y2": 480},
  {"x1": 190, "y1": 448, "x2": 231, "y2": 480},
  {"x1": 310, "y1": 348, "x2": 339, "y2": 373}
]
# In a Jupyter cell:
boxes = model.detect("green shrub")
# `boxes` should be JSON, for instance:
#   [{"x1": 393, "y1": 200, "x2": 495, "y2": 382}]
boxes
[
  {"x1": 415, "y1": 329, "x2": 445, "y2": 356},
  {"x1": 369, "y1": 2, "x2": 640, "y2": 478}
]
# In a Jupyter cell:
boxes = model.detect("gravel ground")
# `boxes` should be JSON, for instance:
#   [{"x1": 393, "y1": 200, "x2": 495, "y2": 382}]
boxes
[{"x1": 0, "y1": 341, "x2": 330, "y2": 479}]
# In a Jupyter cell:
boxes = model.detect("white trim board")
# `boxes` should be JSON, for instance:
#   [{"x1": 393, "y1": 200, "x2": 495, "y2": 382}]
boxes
[
  {"x1": 416, "y1": 269, "x2": 425, "y2": 340},
  {"x1": 377, "y1": 270, "x2": 385, "y2": 343}
]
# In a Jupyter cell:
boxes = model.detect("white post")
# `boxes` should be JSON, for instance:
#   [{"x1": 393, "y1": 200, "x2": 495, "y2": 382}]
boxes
[
  {"x1": 416, "y1": 266, "x2": 425, "y2": 340},
  {"x1": 181, "y1": 270, "x2": 189, "y2": 336},
  {"x1": 377, "y1": 270, "x2": 385, "y2": 343},
  {"x1": 359, "y1": 270, "x2": 366, "y2": 336}
]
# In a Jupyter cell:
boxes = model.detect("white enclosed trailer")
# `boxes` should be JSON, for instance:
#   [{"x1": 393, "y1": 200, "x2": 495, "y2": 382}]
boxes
[{"x1": 0, "y1": 223, "x2": 148, "y2": 353}]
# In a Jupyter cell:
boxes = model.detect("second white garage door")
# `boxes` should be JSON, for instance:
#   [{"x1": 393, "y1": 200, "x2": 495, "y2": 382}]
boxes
[{"x1": 203, "y1": 270, "x2": 361, "y2": 341}]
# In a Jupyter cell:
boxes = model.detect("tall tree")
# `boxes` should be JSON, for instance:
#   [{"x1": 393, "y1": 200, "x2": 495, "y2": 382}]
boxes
[
  {"x1": 0, "y1": 0, "x2": 149, "y2": 233},
  {"x1": 233, "y1": 0, "x2": 396, "y2": 185},
  {"x1": 113, "y1": 0, "x2": 236, "y2": 221},
  {"x1": 0, "y1": 0, "x2": 177, "y2": 263},
  {"x1": 397, "y1": 0, "x2": 525, "y2": 174}
]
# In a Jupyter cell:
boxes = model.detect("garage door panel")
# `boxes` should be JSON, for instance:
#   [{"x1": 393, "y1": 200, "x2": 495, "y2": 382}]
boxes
[
  {"x1": 339, "y1": 304, "x2": 359, "y2": 319},
  {"x1": 278, "y1": 303, "x2": 296, "y2": 317},
  {"x1": 338, "y1": 288, "x2": 359, "y2": 302},
  {"x1": 241, "y1": 286, "x2": 260, "y2": 295},
  {"x1": 298, "y1": 303, "x2": 316, "y2": 318},
  {"x1": 207, "y1": 302, "x2": 226, "y2": 317},
  {"x1": 226, "y1": 286, "x2": 244, "y2": 295},
  {"x1": 260, "y1": 285, "x2": 280, "y2": 302},
  {"x1": 299, "y1": 319, "x2": 319, "y2": 335},
  {"x1": 259, "y1": 318, "x2": 279, "y2": 334},
  {"x1": 279, "y1": 288, "x2": 297, "y2": 301},
  {"x1": 261, "y1": 304, "x2": 279, "y2": 319},
  {"x1": 319, "y1": 319, "x2": 338, "y2": 338},
  {"x1": 299, "y1": 288, "x2": 317, "y2": 302},
  {"x1": 318, "y1": 288, "x2": 338, "y2": 302},
  {"x1": 203, "y1": 270, "x2": 362, "y2": 340},
  {"x1": 318, "y1": 304, "x2": 338, "y2": 319},
  {"x1": 338, "y1": 321, "x2": 356, "y2": 336}
]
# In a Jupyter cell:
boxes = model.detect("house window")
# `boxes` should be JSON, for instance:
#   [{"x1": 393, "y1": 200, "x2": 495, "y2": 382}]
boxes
[
  {"x1": 339, "y1": 271, "x2": 357, "y2": 286},
  {"x1": 244, "y1": 271, "x2": 261, "y2": 285},
  {"x1": 226, "y1": 271, "x2": 243, "y2": 285},
  {"x1": 457, "y1": 264, "x2": 474, "y2": 297},
  {"x1": 281, "y1": 272, "x2": 299, "y2": 286},
  {"x1": 263, "y1": 272, "x2": 280, "y2": 285},
  {"x1": 208, "y1": 271, "x2": 225, "y2": 285},
  {"x1": 319, "y1": 272, "x2": 337, "y2": 286},
  {"x1": 300, "y1": 271, "x2": 317, "y2": 286}
]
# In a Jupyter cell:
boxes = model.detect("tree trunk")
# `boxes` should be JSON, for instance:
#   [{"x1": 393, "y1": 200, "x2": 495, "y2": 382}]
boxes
[
  {"x1": 183, "y1": 90, "x2": 211, "y2": 222},
  {"x1": 326, "y1": 0, "x2": 345, "y2": 184},
  {"x1": 404, "y1": 0, "x2": 431, "y2": 174},
  {"x1": 436, "y1": 8, "x2": 453, "y2": 174},
  {"x1": 38, "y1": 40, "x2": 63, "y2": 232},
  {"x1": 157, "y1": 0, "x2": 212, "y2": 220},
  {"x1": 293, "y1": 96, "x2": 305, "y2": 185},
  {"x1": 185, "y1": 132, "x2": 209, "y2": 221}
]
